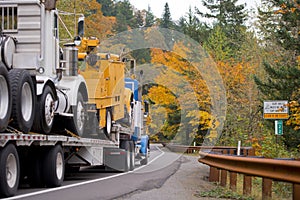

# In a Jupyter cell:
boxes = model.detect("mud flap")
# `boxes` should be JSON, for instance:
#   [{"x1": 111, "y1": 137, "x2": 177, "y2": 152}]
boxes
[{"x1": 103, "y1": 147, "x2": 127, "y2": 172}]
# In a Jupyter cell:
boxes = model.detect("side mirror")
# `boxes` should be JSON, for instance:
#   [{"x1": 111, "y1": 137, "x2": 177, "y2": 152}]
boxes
[
  {"x1": 144, "y1": 100, "x2": 149, "y2": 117},
  {"x1": 78, "y1": 16, "x2": 85, "y2": 37}
]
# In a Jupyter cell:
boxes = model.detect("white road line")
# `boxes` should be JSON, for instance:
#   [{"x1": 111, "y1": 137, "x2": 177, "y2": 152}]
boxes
[{"x1": 5, "y1": 146, "x2": 164, "y2": 200}]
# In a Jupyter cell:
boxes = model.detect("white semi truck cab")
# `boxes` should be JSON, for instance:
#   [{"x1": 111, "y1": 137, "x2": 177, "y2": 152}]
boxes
[{"x1": 0, "y1": 0, "x2": 88, "y2": 135}]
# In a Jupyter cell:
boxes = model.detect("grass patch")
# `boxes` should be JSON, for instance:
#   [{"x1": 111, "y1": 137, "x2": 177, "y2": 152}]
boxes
[{"x1": 195, "y1": 185, "x2": 254, "y2": 200}]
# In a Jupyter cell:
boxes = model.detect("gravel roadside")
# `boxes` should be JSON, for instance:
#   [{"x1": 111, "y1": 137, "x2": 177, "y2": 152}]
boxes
[{"x1": 116, "y1": 150, "x2": 225, "y2": 200}]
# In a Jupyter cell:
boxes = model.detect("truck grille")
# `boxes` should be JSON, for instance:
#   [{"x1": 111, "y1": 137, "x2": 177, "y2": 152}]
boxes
[{"x1": 0, "y1": 6, "x2": 17, "y2": 32}]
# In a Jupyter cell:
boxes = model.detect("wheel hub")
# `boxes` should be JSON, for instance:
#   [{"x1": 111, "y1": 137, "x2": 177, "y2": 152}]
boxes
[
  {"x1": 56, "y1": 152, "x2": 63, "y2": 180},
  {"x1": 44, "y1": 93, "x2": 55, "y2": 126},
  {"x1": 6, "y1": 153, "x2": 17, "y2": 188},
  {"x1": 21, "y1": 82, "x2": 33, "y2": 122}
]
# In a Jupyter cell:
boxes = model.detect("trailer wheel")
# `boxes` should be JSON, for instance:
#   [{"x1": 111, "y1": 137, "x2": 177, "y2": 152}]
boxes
[
  {"x1": 32, "y1": 85, "x2": 55, "y2": 134},
  {"x1": 0, "y1": 64, "x2": 11, "y2": 132},
  {"x1": 120, "y1": 140, "x2": 130, "y2": 172},
  {"x1": 129, "y1": 141, "x2": 135, "y2": 171},
  {"x1": 67, "y1": 92, "x2": 86, "y2": 137},
  {"x1": 104, "y1": 109, "x2": 112, "y2": 138},
  {"x1": 42, "y1": 145, "x2": 64, "y2": 187},
  {"x1": 0, "y1": 144, "x2": 20, "y2": 197},
  {"x1": 8, "y1": 69, "x2": 35, "y2": 133}
]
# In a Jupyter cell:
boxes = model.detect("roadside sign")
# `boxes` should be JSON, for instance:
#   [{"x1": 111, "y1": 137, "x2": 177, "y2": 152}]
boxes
[
  {"x1": 263, "y1": 100, "x2": 289, "y2": 119},
  {"x1": 275, "y1": 120, "x2": 283, "y2": 135}
]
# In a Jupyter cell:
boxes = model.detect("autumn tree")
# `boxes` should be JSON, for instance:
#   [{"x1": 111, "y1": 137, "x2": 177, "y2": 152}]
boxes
[
  {"x1": 147, "y1": 41, "x2": 212, "y2": 145},
  {"x1": 57, "y1": 0, "x2": 115, "y2": 42}
]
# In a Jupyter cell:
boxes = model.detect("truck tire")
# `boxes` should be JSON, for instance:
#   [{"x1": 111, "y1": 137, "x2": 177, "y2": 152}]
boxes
[
  {"x1": 0, "y1": 64, "x2": 11, "y2": 132},
  {"x1": 32, "y1": 85, "x2": 55, "y2": 134},
  {"x1": 0, "y1": 144, "x2": 20, "y2": 197},
  {"x1": 8, "y1": 69, "x2": 35, "y2": 133},
  {"x1": 42, "y1": 145, "x2": 64, "y2": 187},
  {"x1": 104, "y1": 108, "x2": 112, "y2": 138},
  {"x1": 67, "y1": 91, "x2": 86, "y2": 137},
  {"x1": 120, "y1": 140, "x2": 130, "y2": 172},
  {"x1": 129, "y1": 141, "x2": 135, "y2": 171},
  {"x1": 140, "y1": 146, "x2": 149, "y2": 166}
]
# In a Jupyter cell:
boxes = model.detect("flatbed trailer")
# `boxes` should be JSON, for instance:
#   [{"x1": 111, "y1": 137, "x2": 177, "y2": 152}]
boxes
[{"x1": 0, "y1": 124, "x2": 148, "y2": 197}]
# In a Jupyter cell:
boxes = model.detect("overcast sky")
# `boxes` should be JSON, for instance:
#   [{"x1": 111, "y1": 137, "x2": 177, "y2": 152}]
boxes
[{"x1": 128, "y1": 0, "x2": 260, "y2": 21}]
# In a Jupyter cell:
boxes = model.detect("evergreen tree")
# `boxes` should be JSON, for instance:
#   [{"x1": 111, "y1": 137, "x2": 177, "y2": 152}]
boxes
[
  {"x1": 255, "y1": 0, "x2": 300, "y2": 149},
  {"x1": 258, "y1": 0, "x2": 300, "y2": 59},
  {"x1": 145, "y1": 6, "x2": 155, "y2": 27},
  {"x1": 178, "y1": 7, "x2": 210, "y2": 44},
  {"x1": 113, "y1": 0, "x2": 135, "y2": 32},
  {"x1": 97, "y1": 0, "x2": 116, "y2": 16},
  {"x1": 198, "y1": 0, "x2": 248, "y2": 55},
  {"x1": 204, "y1": 25, "x2": 232, "y2": 61},
  {"x1": 135, "y1": 10, "x2": 144, "y2": 28},
  {"x1": 199, "y1": 0, "x2": 247, "y2": 28},
  {"x1": 160, "y1": 3, "x2": 173, "y2": 28}
]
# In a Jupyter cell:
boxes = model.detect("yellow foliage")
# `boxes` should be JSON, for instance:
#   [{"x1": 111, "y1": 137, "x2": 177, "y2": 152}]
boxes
[
  {"x1": 57, "y1": 0, "x2": 116, "y2": 41},
  {"x1": 286, "y1": 100, "x2": 300, "y2": 130}
]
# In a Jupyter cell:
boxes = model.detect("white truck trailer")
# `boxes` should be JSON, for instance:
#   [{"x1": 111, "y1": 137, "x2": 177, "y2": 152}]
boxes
[{"x1": 0, "y1": 0, "x2": 149, "y2": 197}]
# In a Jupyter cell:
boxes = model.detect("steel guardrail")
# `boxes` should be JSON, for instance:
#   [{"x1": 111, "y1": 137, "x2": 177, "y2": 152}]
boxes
[{"x1": 198, "y1": 151, "x2": 300, "y2": 200}]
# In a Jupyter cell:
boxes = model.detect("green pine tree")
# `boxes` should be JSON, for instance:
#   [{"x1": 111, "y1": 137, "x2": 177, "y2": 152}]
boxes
[
  {"x1": 97, "y1": 0, "x2": 116, "y2": 16},
  {"x1": 178, "y1": 7, "x2": 210, "y2": 44},
  {"x1": 113, "y1": 0, "x2": 135, "y2": 32},
  {"x1": 145, "y1": 6, "x2": 155, "y2": 27},
  {"x1": 203, "y1": 25, "x2": 233, "y2": 61},
  {"x1": 255, "y1": 0, "x2": 300, "y2": 149},
  {"x1": 134, "y1": 10, "x2": 144, "y2": 28},
  {"x1": 160, "y1": 3, "x2": 173, "y2": 29},
  {"x1": 199, "y1": 0, "x2": 248, "y2": 56}
]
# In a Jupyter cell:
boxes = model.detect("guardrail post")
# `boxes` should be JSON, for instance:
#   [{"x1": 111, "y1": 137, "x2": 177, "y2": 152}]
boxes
[
  {"x1": 293, "y1": 184, "x2": 300, "y2": 200},
  {"x1": 243, "y1": 148, "x2": 247, "y2": 156},
  {"x1": 221, "y1": 169, "x2": 227, "y2": 186},
  {"x1": 248, "y1": 148, "x2": 255, "y2": 156},
  {"x1": 209, "y1": 167, "x2": 219, "y2": 182},
  {"x1": 262, "y1": 178, "x2": 272, "y2": 200},
  {"x1": 230, "y1": 172, "x2": 237, "y2": 191},
  {"x1": 243, "y1": 175, "x2": 252, "y2": 196}
]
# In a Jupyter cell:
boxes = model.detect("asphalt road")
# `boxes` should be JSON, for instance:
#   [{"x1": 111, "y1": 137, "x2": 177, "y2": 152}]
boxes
[{"x1": 2, "y1": 144, "x2": 216, "y2": 200}]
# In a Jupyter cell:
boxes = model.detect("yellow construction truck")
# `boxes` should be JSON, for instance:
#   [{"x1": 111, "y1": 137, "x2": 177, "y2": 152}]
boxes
[{"x1": 75, "y1": 18, "x2": 135, "y2": 137}]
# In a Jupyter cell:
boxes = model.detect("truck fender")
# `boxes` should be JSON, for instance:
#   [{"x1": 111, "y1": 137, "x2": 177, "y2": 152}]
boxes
[
  {"x1": 36, "y1": 76, "x2": 57, "y2": 99},
  {"x1": 56, "y1": 75, "x2": 88, "y2": 106}
]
